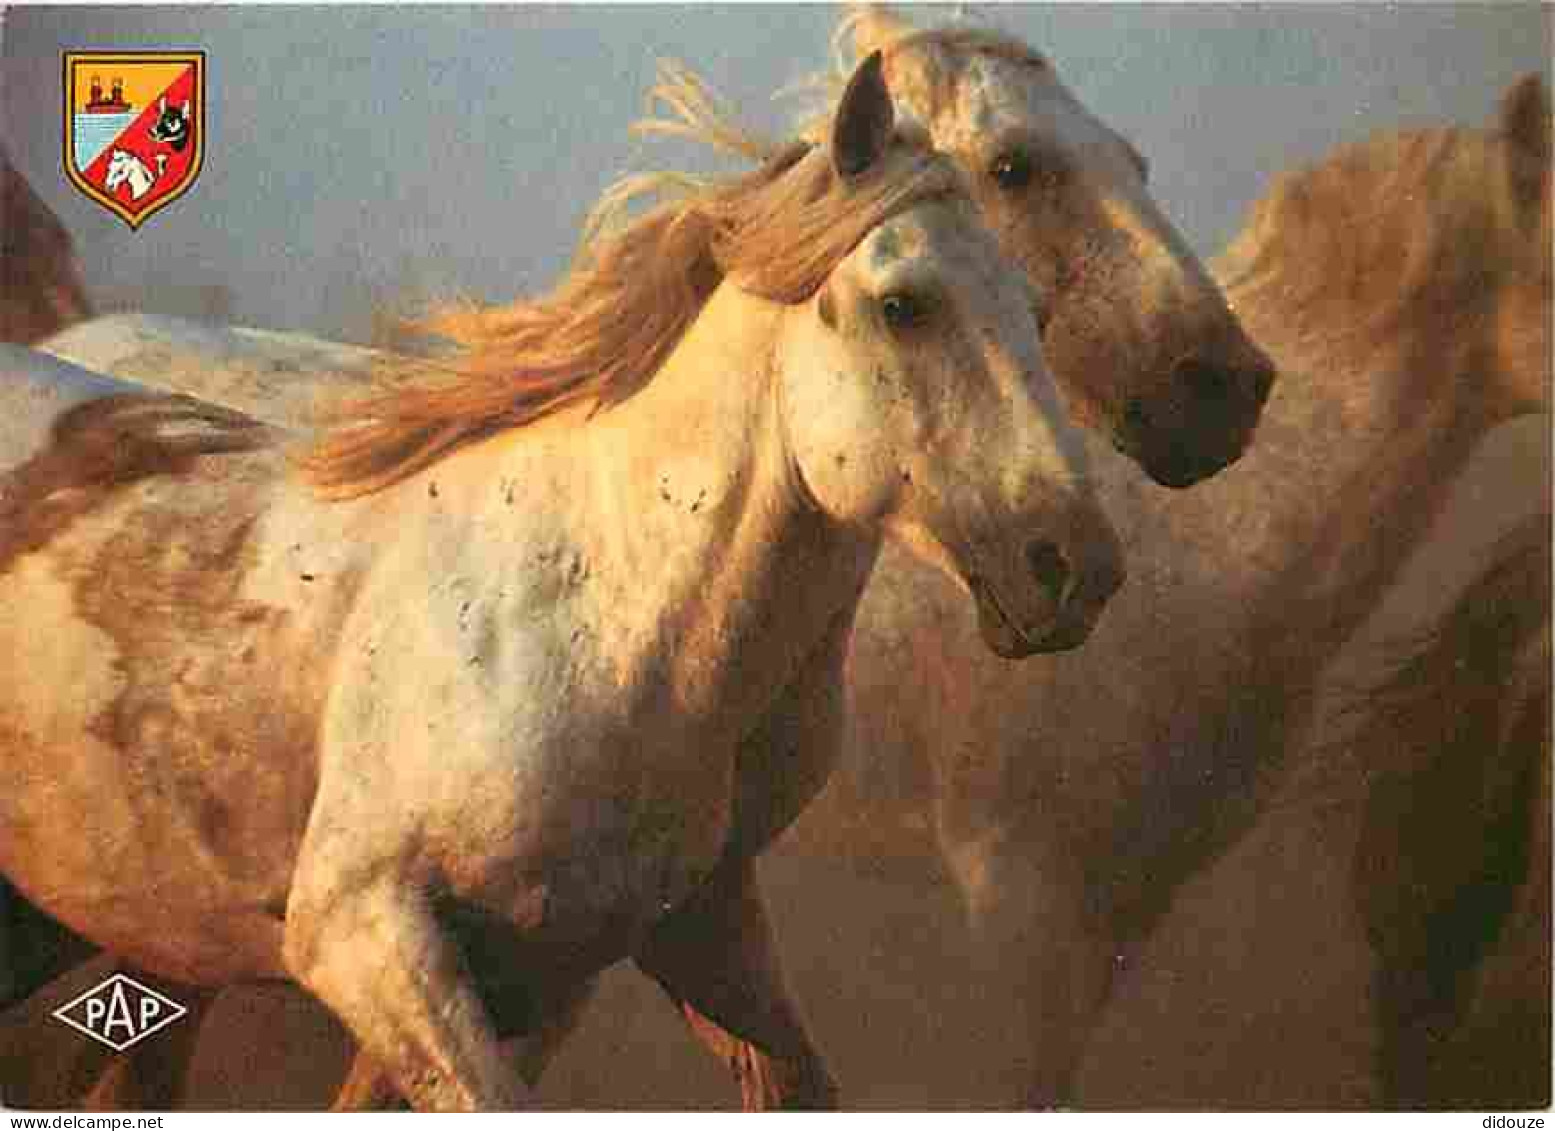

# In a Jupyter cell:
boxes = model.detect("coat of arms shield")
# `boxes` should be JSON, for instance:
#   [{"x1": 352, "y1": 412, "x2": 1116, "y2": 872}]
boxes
[{"x1": 63, "y1": 51, "x2": 205, "y2": 229}]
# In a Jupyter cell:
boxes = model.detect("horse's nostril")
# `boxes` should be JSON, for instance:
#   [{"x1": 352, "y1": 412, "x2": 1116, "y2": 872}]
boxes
[
  {"x1": 1178, "y1": 359, "x2": 1233, "y2": 402},
  {"x1": 1035, "y1": 298, "x2": 1056, "y2": 336},
  {"x1": 1251, "y1": 358, "x2": 1277, "y2": 404},
  {"x1": 1026, "y1": 540, "x2": 1071, "y2": 606}
]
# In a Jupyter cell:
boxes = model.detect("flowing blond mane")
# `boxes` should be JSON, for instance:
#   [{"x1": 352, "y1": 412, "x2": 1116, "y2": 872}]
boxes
[
  {"x1": 1214, "y1": 116, "x2": 1550, "y2": 357},
  {"x1": 299, "y1": 63, "x2": 958, "y2": 500}
]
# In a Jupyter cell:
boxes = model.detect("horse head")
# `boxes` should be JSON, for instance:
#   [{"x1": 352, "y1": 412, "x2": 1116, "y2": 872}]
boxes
[
  {"x1": 778, "y1": 53, "x2": 1124, "y2": 656},
  {"x1": 1216, "y1": 72, "x2": 1552, "y2": 428},
  {"x1": 840, "y1": 4, "x2": 1276, "y2": 488},
  {"x1": 103, "y1": 149, "x2": 131, "y2": 190}
]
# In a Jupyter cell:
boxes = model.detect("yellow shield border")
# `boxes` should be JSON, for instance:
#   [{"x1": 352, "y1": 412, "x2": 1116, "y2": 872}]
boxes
[{"x1": 62, "y1": 50, "x2": 206, "y2": 230}]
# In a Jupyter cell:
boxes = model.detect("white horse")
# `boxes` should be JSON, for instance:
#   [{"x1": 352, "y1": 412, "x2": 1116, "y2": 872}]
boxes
[
  {"x1": 103, "y1": 150, "x2": 165, "y2": 201},
  {"x1": 0, "y1": 56, "x2": 1124, "y2": 1111}
]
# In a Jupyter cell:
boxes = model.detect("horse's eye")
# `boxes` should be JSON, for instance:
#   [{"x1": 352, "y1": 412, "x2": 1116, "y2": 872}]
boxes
[
  {"x1": 881, "y1": 293, "x2": 927, "y2": 330},
  {"x1": 990, "y1": 149, "x2": 1033, "y2": 191}
]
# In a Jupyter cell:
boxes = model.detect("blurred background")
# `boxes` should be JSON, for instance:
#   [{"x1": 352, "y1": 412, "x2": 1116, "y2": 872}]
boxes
[{"x1": 3, "y1": 4, "x2": 1549, "y2": 341}]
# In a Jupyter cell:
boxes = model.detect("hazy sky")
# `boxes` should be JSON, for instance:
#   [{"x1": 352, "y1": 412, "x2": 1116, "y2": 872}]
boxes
[{"x1": 4, "y1": 4, "x2": 1549, "y2": 341}]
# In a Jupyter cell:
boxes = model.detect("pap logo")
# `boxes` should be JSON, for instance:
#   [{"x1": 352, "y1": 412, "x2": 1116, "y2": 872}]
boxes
[
  {"x1": 51, "y1": 973, "x2": 189, "y2": 1051},
  {"x1": 63, "y1": 50, "x2": 206, "y2": 228}
]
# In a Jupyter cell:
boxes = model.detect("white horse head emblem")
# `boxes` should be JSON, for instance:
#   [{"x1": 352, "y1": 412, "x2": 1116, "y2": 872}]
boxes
[{"x1": 103, "y1": 149, "x2": 168, "y2": 201}]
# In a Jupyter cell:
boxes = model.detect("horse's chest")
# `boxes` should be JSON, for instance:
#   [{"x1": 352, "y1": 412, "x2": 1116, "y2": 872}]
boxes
[
  {"x1": 548, "y1": 731, "x2": 735, "y2": 923},
  {"x1": 389, "y1": 556, "x2": 778, "y2": 947},
  {"x1": 433, "y1": 692, "x2": 740, "y2": 950}
]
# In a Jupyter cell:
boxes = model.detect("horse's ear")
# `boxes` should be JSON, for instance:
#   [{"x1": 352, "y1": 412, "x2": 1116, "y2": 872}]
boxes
[
  {"x1": 1499, "y1": 74, "x2": 1550, "y2": 165},
  {"x1": 841, "y1": 6, "x2": 949, "y2": 134},
  {"x1": 846, "y1": 3, "x2": 915, "y2": 59},
  {"x1": 1498, "y1": 74, "x2": 1550, "y2": 221},
  {"x1": 832, "y1": 51, "x2": 894, "y2": 179}
]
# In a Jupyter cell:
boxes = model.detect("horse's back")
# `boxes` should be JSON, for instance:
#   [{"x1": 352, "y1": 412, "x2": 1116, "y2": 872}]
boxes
[
  {"x1": 0, "y1": 345, "x2": 146, "y2": 468},
  {"x1": 38, "y1": 313, "x2": 397, "y2": 429}
]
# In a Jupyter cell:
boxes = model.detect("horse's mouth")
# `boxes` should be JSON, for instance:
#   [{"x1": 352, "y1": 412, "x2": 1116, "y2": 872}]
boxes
[
  {"x1": 970, "y1": 572, "x2": 1026, "y2": 658},
  {"x1": 1112, "y1": 357, "x2": 1274, "y2": 489},
  {"x1": 969, "y1": 571, "x2": 1081, "y2": 659},
  {"x1": 1118, "y1": 421, "x2": 1256, "y2": 490}
]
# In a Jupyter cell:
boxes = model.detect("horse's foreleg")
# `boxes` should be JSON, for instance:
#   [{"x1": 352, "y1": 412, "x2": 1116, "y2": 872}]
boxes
[
  {"x1": 327, "y1": 1052, "x2": 405, "y2": 1112},
  {"x1": 636, "y1": 857, "x2": 837, "y2": 1111},
  {"x1": 283, "y1": 876, "x2": 528, "y2": 1112},
  {"x1": 498, "y1": 975, "x2": 596, "y2": 1092},
  {"x1": 941, "y1": 824, "x2": 1119, "y2": 1109},
  {"x1": 325, "y1": 978, "x2": 596, "y2": 1111},
  {"x1": 633, "y1": 606, "x2": 852, "y2": 1111}
]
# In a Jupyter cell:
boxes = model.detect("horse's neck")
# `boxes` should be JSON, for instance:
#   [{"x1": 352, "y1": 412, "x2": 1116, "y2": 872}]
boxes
[
  {"x1": 1091, "y1": 288, "x2": 1505, "y2": 906},
  {"x1": 1188, "y1": 270, "x2": 1474, "y2": 576},
  {"x1": 568, "y1": 284, "x2": 878, "y2": 723},
  {"x1": 1273, "y1": 307, "x2": 1496, "y2": 586},
  {"x1": 1165, "y1": 292, "x2": 1503, "y2": 765}
]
